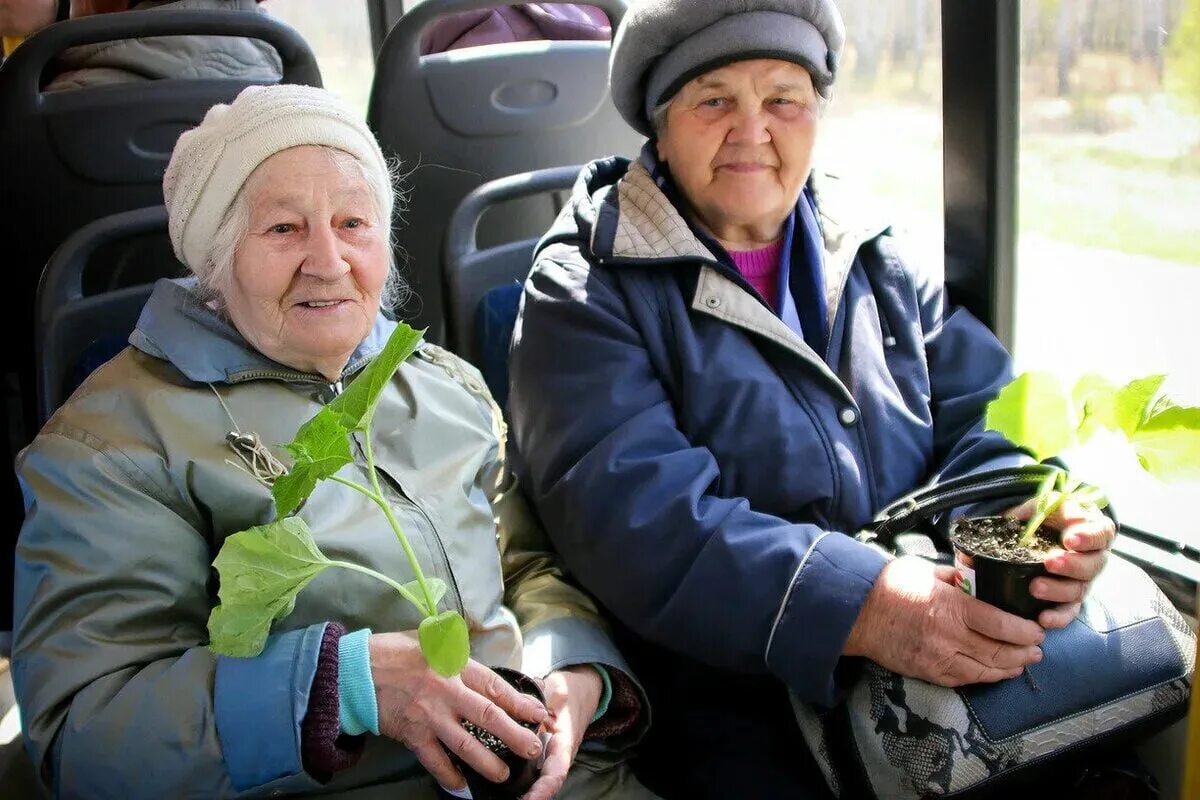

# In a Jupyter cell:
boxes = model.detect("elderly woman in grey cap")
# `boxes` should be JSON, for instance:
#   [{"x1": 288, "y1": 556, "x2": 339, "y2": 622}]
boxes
[
  {"x1": 507, "y1": 1, "x2": 1115, "y2": 796},
  {"x1": 12, "y1": 84, "x2": 654, "y2": 800}
]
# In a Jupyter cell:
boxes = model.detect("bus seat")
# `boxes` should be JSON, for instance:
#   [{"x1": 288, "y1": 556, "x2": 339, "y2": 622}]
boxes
[
  {"x1": 35, "y1": 207, "x2": 180, "y2": 425},
  {"x1": 0, "y1": 12, "x2": 321, "y2": 634},
  {"x1": 368, "y1": 0, "x2": 642, "y2": 343},
  {"x1": 443, "y1": 165, "x2": 582, "y2": 410}
]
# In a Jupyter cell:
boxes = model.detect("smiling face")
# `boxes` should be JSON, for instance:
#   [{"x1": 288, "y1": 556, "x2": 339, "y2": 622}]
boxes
[
  {"x1": 655, "y1": 59, "x2": 821, "y2": 248},
  {"x1": 220, "y1": 146, "x2": 390, "y2": 381}
]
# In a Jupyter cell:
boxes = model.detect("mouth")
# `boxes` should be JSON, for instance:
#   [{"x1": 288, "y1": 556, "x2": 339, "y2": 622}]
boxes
[
  {"x1": 294, "y1": 299, "x2": 350, "y2": 310},
  {"x1": 716, "y1": 162, "x2": 773, "y2": 174}
]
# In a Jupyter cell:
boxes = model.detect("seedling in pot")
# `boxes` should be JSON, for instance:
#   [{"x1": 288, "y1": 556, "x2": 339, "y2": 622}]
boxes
[
  {"x1": 950, "y1": 371, "x2": 1200, "y2": 618},
  {"x1": 205, "y1": 323, "x2": 544, "y2": 796}
]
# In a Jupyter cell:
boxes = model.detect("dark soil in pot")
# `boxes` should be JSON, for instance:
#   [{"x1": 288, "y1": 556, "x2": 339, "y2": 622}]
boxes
[
  {"x1": 950, "y1": 516, "x2": 1061, "y2": 620},
  {"x1": 445, "y1": 666, "x2": 547, "y2": 800}
]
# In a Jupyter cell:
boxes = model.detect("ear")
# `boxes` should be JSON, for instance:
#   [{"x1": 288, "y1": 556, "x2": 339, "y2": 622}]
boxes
[{"x1": 655, "y1": 136, "x2": 668, "y2": 165}]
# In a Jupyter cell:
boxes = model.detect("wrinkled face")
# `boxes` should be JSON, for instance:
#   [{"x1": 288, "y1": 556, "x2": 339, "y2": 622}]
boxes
[
  {"x1": 222, "y1": 146, "x2": 389, "y2": 379},
  {"x1": 655, "y1": 59, "x2": 820, "y2": 239}
]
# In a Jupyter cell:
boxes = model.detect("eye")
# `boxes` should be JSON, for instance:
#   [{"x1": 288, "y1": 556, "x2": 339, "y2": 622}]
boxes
[
  {"x1": 699, "y1": 97, "x2": 727, "y2": 108},
  {"x1": 343, "y1": 218, "x2": 364, "y2": 229},
  {"x1": 269, "y1": 222, "x2": 295, "y2": 234}
]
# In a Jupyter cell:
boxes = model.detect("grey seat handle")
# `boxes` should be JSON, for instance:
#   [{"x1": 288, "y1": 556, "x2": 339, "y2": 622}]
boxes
[
  {"x1": 444, "y1": 165, "x2": 583, "y2": 263},
  {"x1": 375, "y1": 0, "x2": 628, "y2": 77},
  {"x1": 0, "y1": 9, "x2": 322, "y2": 110}
]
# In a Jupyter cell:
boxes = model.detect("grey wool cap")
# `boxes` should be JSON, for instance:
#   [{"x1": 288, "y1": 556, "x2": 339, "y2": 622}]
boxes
[{"x1": 610, "y1": 0, "x2": 845, "y2": 137}]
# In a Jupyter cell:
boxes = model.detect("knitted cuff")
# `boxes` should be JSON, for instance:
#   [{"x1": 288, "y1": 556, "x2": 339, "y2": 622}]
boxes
[
  {"x1": 301, "y1": 623, "x2": 366, "y2": 783},
  {"x1": 584, "y1": 667, "x2": 642, "y2": 741}
]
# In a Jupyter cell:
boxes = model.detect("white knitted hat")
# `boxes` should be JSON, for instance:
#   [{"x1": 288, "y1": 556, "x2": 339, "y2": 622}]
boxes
[{"x1": 163, "y1": 84, "x2": 392, "y2": 271}]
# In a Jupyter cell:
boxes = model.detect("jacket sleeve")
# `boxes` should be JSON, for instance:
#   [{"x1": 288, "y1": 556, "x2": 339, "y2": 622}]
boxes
[
  {"x1": 12, "y1": 427, "x2": 327, "y2": 799},
  {"x1": 900, "y1": 236, "x2": 1034, "y2": 482},
  {"x1": 507, "y1": 250, "x2": 889, "y2": 708}
]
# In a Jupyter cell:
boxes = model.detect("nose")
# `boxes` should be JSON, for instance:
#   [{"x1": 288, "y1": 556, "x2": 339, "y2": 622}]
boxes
[
  {"x1": 726, "y1": 107, "x2": 771, "y2": 146},
  {"x1": 300, "y1": 223, "x2": 350, "y2": 280}
]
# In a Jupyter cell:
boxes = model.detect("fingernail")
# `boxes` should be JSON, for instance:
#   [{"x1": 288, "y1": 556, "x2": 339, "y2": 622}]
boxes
[
  {"x1": 528, "y1": 740, "x2": 543, "y2": 758},
  {"x1": 1067, "y1": 535, "x2": 1083, "y2": 549},
  {"x1": 1032, "y1": 648, "x2": 1043, "y2": 663},
  {"x1": 498, "y1": 767, "x2": 510, "y2": 782}
]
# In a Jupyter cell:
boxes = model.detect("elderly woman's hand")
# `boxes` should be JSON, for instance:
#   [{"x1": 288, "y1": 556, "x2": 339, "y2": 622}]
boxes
[
  {"x1": 845, "y1": 557, "x2": 1045, "y2": 687},
  {"x1": 522, "y1": 666, "x2": 603, "y2": 800},
  {"x1": 369, "y1": 632, "x2": 547, "y2": 791},
  {"x1": 1005, "y1": 495, "x2": 1116, "y2": 630}
]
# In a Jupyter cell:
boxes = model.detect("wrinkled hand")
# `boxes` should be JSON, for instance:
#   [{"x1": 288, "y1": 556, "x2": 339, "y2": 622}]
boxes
[
  {"x1": 1005, "y1": 495, "x2": 1116, "y2": 629},
  {"x1": 845, "y1": 557, "x2": 1045, "y2": 687},
  {"x1": 369, "y1": 632, "x2": 547, "y2": 792},
  {"x1": 522, "y1": 666, "x2": 603, "y2": 800}
]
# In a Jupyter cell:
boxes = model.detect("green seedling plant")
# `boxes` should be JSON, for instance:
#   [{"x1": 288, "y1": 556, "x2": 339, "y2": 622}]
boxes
[
  {"x1": 985, "y1": 371, "x2": 1200, "y2": 548},
  {"x1": 206, "y1": 323, "x2": 470, "y2": 677}
]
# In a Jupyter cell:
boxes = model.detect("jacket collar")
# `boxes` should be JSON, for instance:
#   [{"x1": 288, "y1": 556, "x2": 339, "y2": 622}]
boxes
[{"x1": 129, "y1": 277, "x2": 397, "y2": 385}]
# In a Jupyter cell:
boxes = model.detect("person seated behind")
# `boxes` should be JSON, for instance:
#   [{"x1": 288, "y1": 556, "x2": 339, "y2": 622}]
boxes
[
  {"x1": 506, "y1": 0, "x2": 1116, "y2": 797},
  {"x1": 0, "y1": 0, "x2": 282, "y2": 90},
  {"x1": 421, "y1": 3, "x2": 611, "y2": 55},
  {"x1": 12, "y1": 84, "x2": 654, "y2": 799}
]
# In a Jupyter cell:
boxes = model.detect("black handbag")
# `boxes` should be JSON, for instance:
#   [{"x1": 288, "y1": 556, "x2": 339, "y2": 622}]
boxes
[{"x1": 792, "y1": 466, "x2": 1196, "y2": 799}]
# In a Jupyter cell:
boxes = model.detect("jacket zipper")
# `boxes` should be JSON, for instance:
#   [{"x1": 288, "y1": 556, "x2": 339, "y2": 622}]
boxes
[{"x1": 324, "y1": 381, "x2": 468, "y2": 618}]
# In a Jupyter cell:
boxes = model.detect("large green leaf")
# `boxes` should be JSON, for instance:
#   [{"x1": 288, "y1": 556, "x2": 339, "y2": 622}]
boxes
[
  {"x1": 418, "y1": 610, "x2": 470, "y2": 677},
  {"x1": 272, "y1": 406, "x2": 354, "y2": 517},
  {"x1": 1132, "y1": 405, "x2": 1200, "y2": 482},
  {"x1": 985, "y1": 371, "x2": 1076, "y2": 461},
  {"x1": 1111, "y1": 375, "x2": 1167, "y2": 438},
  {"x1": 328, "y1": 323, "x2": 424, "y2": 433},
  {"x1": 207, "y1": 518, "x2": 332, "y2": 657}
]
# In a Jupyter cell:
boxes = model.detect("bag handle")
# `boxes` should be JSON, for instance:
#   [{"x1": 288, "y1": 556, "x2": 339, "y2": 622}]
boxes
[{"x1": 861, "y1": 464, "x2": 1063, "y2": 550}]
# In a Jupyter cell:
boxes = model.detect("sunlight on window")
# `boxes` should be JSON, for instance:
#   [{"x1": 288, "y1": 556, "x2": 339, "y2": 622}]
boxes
[
  {"x1": 259, "y1": 0, "x2": 375, "y2": 118},
  {"x1": 814, "y1": 0, "x2": 944, "y2": 277},
  {"x1": 1014, "y1": 0, "x2": 1200, "y2": 541}
]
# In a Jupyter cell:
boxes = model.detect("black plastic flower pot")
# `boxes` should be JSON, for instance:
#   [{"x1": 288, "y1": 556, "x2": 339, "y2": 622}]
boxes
[
  {"x1": 950, "y1": 516, "x2": 1057, "y2": 621},
  {"x1": 443, "y1": 666, "x2": 547, "y2": 800}
]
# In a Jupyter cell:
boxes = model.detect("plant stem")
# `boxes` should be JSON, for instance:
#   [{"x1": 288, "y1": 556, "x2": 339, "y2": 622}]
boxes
[
  {"x1": 1019, "y1": 471, "x2": 1082, "y2": 547},
  {"x1": 327, "y1": 559, "x2": 426, "y2": 610},
  {"x1": 361, "y1": 427, "x2": 438, "y2": 616}
]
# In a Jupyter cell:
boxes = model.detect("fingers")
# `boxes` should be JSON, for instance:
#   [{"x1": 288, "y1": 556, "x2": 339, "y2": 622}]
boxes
[
  {"x1": 431, "y1": 715, "x2": 512, "y2": 785},
  {"x1": 961, "y1": 595, "x2": 1045, "y2": 646},
  {"x1": 456, "y1": 690, "x2": 544, "y2": 763},
  {"x1": 1039, "y1": 601, "x2": 1083, "y2": 630},
  {"x1": 408, "y1": 737, "x2": 469, "y2": 792},
  {"x1": 1030, "y1": 574, "x2": 1089, "y2": 604},
  {"x1": 463, "y1": 662, "x2": 548, "y2": 725},
  {"x1": 1043, "y1": 549, "x2": 1107, "y2": 582},
  {"x1": 957, "y1": 627, "x2": 1042, "y2": 671},
  {"x1": 522, "y1": 733, "x2": 569, "y2": 800},
  {"x1": 937, "y1": 653, "x2": 1024, "y2": 688},
  {"x1": 1058, "y1": 522, "x2": 1116, "y2": 553}
]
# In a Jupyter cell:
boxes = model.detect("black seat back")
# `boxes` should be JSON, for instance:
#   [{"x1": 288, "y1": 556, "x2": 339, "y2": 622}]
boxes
[
  {"x1": 368, "y1": 0, "x2": 640, "y2": 342},
  {"x1": 36, "y1": 207, "x2": 178, "y2": 424}
]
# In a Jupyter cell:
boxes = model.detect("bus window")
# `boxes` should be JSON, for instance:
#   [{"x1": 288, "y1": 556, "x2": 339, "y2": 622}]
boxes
[
  {"x1": 1012, "y1": 0, "x2": 1200, "y2": 544},
  {"x1": 259, "y1": 0, "x2": 375, "y2": 116},
  {"x1": 815, "y1": 0, "x2": 945, "y2": 274}
]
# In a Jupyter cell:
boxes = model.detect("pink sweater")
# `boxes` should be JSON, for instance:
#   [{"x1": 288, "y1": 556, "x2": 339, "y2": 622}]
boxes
[{"x1": 729, "y1": 239, "x2": 786, "y2": 311}]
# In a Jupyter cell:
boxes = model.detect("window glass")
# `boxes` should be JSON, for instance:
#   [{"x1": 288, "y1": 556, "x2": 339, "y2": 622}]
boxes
[
  {"x1": 259, "y1": 0, "x2": 375, "y2": 117},
  {"x1": 1014, "y1": 0, "x2": 1200, "y2": 540},
  {"x1": 815, "y1": 0, "x2": 945, "y2": 276}
]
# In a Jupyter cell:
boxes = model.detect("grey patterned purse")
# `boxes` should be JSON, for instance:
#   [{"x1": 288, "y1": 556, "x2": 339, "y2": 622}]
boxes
[{"x1": 792, "y1": 467, "x2": 1196, "y2": 799}]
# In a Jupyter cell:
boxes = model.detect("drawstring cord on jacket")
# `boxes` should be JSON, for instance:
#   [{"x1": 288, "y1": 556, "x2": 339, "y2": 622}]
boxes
[{"x1": 208, "y1": 383, "x2": 288, "y2": 489}]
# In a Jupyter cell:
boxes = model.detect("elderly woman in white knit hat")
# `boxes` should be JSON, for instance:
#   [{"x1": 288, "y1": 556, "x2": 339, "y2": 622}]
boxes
[
  {"x1": 12, "y1": 84, "x2": 655, "y2": 800},
  {"x1": 507, "y1": 1, "x2": 1115, "y2": 796}
]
